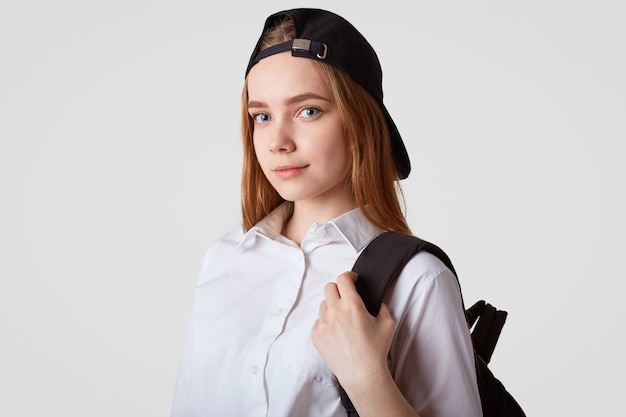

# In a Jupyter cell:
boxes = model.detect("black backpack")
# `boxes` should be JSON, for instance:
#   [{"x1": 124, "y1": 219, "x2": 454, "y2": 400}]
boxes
[{"x1": 338, "y1": 232, "x2": 526, "y2": 417}]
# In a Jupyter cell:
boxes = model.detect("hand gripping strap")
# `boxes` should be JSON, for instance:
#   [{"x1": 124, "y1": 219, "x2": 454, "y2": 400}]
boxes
[
  {"x1": 338, "y1": 232, "x2": 459, "y2": 415},
  {"x1": 337, "y1": 232, "x2": 525, "y2": 417}
]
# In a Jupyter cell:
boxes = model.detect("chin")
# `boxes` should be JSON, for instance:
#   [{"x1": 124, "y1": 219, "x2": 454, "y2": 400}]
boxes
[{"x1": 274, "y1": 188, "x2": 317, "y2": 204}]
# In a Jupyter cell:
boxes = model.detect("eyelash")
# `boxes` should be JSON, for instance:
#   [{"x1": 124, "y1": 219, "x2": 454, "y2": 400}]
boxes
[{"x1": 252, "y1": 113, "x2": 270, "y2": 124}]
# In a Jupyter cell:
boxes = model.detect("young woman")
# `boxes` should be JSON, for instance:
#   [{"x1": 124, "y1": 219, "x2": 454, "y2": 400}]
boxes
[{"x1": 171, "y1": 8, "x2": 481, "y2": 417}]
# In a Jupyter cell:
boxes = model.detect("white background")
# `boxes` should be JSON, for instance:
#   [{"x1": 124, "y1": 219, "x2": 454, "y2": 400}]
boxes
[{"x1": 1, "y1": 1, "x2": 624, "y2": 415}]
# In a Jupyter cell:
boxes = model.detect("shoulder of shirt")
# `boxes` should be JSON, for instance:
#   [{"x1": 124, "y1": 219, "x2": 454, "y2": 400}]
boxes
[
  {"x1": 218, "y1": 224, "x2": 247, "y2": 244},
  {"x1": 198, "y1": 225, "x2": 245, "y2": 265},
  {"x1": 387, "y1": 246, "x2": 463, "y2": 316},
  {"x1": 202, "y1": 225, "x2": 246, "y2": 250},
  {"x1": 397, "y1": 248, "x2": 456, "y2": 287}
]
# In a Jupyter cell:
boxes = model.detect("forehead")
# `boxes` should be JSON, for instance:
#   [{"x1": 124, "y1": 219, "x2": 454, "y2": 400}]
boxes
[{"x1": 246, "y1": 52, "x2": 330, "y2": 102}]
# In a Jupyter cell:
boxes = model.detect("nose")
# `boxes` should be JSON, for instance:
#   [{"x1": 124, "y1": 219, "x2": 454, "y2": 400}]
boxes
[{"x1": 268, "y1": 120, "x2": 296, "y2": 153}]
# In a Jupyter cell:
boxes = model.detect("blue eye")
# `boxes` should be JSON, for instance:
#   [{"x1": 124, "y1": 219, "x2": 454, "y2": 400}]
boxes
[
  {"x1": 300, "y1": 107, "x2": 320, "y2": 118},
  {"x1": 252, "y1": 113, "x2": 271, "y2": 124}
]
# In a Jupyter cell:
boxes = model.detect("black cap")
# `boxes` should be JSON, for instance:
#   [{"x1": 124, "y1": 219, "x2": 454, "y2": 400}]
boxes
[{"x1": 245, "y1": 8, "x2": 411, "y2": 180}]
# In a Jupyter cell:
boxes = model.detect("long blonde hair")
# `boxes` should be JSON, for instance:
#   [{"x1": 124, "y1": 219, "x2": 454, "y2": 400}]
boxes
[{"x1": 241, "y1": 19, "x2": 410, "y2": 234}]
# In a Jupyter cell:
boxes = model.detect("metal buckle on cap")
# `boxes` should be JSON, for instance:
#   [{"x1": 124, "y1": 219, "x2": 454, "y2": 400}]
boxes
[
  {"x1": 292, "y1": 38, "x2": 311, "y2": 52},
  {"x1": 292, "y1": 38, "x2": 327, "y2": 60}
]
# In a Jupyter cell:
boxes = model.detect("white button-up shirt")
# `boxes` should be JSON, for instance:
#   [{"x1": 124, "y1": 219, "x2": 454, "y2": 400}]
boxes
[{"x1": 171, "y1": 203, "x2": 481, "y2": 417}]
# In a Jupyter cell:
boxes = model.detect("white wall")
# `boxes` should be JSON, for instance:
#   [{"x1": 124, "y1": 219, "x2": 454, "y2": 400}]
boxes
[{"x1": 1, "y1": 1, "x2": 624, "y2": 415}]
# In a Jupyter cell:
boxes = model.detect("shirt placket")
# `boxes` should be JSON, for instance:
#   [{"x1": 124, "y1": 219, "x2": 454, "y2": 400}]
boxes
[{"x1": 244, "y1": 244, "x2": 306, "y2": 416}]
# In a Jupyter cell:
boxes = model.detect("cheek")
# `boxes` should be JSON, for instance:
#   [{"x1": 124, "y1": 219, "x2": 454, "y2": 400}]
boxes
[{"x1": 317, "y1": 139, "x2": 351, "y2": 182}]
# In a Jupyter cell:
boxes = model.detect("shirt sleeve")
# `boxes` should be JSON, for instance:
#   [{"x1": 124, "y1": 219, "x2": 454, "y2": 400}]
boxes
[
  {"x1": 385, "y1": 251, "x2": 482, "y2": 417},
  {"x1": 170, "y1": 244, "x2": 218, "y2": 417},
  {"x1": 170, "y1": 309, "x2": 195, "y2": 417}
]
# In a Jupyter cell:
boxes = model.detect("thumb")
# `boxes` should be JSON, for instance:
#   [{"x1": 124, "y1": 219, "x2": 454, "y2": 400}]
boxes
[{"x1": 338, "y1": 271, "x2": 358, "y2": 283}]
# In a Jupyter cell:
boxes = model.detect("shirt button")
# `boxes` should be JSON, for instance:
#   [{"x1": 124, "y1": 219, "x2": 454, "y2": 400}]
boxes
[
  {"x1": 250, "y1": 365, "x2": 258, "y2": 375},
  {"x1": 316, "y1": 227, "x2": 326, "y2": 236},
  {"x1": 274, "y1": 308, "x2": 283, "y2": 317}
]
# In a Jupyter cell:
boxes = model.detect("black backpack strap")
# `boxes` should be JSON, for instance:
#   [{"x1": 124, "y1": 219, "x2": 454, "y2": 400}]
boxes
[
  {"x1": 352, "y1": 232, "x2": 459, "y2": 315},
  {"x1": 338, "y1": 232, "x2": 459, "y2": 415},
  {"x1": 339, "y1": 387, "x2": 359, "y2": 417}
]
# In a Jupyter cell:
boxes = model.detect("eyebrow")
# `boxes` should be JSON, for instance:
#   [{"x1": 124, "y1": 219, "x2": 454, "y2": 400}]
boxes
[{"x1": 248, "y1": 92, "x2": 332, "y2": 109}]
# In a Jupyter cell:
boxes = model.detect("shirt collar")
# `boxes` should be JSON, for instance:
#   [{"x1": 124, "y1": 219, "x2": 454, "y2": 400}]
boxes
[
  {"x1": 235, "y1": 203, "x2": 293, "y2": 251},
  {"x1": 329, "y1": 206, "x2": 382, "y2": 252},
  {"x1": 235, "y1": 202, "x2": 382, "y2": 252}
]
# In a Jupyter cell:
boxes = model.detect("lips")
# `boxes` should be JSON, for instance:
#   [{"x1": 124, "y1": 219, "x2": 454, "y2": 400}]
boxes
[{"x1": 273, "y1": 165, "x2": 309, "y2": 179}]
